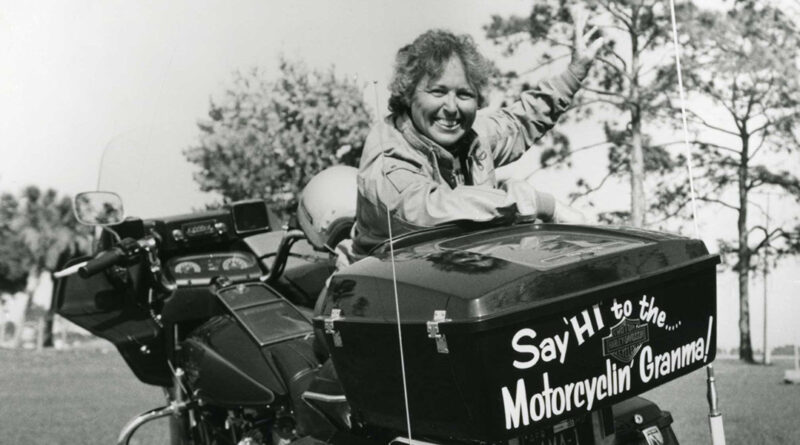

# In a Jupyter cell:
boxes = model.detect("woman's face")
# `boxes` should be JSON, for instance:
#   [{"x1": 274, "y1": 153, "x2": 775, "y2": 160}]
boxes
[{"x1": 410, "y1": 56, "x2": 478, "y2": 148}]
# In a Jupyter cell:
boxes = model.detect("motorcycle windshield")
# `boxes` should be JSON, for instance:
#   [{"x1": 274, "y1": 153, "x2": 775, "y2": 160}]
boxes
[{"x1": 96, "y1": 124, "x2": 217, "y2": 220}]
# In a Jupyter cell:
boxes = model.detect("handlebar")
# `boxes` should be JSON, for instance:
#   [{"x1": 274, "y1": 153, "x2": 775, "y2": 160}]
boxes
[
  {"x1": 78, "y1": 247, "x2": 128, "y2": 278},
  {"x1": 55, "y1": 237, "x2": 152, "y2": 279}
]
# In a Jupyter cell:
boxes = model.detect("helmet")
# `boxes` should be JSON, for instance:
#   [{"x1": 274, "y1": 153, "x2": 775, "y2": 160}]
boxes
[{"x1": 297, "y1": 165, "x2": 358, "y2": 251}]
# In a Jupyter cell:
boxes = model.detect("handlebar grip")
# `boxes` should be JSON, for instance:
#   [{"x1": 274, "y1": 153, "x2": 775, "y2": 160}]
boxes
[{"x1": 78, "y1": 248, "x2": 126, "y2": 278}]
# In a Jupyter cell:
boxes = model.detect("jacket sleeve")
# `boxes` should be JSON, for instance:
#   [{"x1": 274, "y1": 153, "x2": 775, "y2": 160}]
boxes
[
  {"x1": 473, "y1": 66, "x2": 583, "y2": 167},
  {"x1": 372, "y1": 155, "x2": 556, "y2": 227}
]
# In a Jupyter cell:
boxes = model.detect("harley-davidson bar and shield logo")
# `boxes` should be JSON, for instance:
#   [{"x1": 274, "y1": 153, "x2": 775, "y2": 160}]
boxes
[{"x1": 602, "y1": 318, "x2": 649, "y2": 363}]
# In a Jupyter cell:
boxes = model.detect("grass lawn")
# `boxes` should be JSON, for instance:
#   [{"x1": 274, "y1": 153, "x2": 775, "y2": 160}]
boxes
[
  {"x1": 644, "y1": 356, "x2": 800, "y2": 444},
  {"x1": 0, "y1": 347, "x2": 169, "y2": 445},
  {"x1": 0, "y1": 348, "x2": 798, "y2": 444}
]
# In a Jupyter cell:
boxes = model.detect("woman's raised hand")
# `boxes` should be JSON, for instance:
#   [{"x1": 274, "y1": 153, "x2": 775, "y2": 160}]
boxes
[{"x1": 569, "y1": 5, "x2": 604, "y2": 79}]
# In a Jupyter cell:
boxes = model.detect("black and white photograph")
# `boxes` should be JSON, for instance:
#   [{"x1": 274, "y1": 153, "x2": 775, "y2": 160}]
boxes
[{"x1": 1, "y1": 1, "x2": 799, "y2": 444}]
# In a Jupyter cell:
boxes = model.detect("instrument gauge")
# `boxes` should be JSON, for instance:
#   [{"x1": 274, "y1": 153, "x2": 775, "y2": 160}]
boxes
[
  {"x1": 174, "y1": 261, "x2": 202, "y2": 274},
  {"x1": 222, "y1": 256, "x2": 252, "y2": 271}
]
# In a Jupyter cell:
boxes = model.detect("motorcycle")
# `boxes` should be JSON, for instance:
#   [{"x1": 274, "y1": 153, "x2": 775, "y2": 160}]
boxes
[{"x1": 55, "y1": 160, "x2": 719, "y2": 445}]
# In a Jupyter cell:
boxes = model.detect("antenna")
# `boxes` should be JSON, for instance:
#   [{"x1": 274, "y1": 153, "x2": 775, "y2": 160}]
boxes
[
  {"x1": 668, "y1": 2, "x2": 726, "y2": 444},
  {"x1": 373, "y1": 80, "x2": 415, "y2": 443}
]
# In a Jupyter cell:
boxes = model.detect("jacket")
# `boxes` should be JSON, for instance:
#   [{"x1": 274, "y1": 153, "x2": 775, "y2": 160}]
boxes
[{"x1": 352, "y1": 67, "x2": 583, "y2": 255}]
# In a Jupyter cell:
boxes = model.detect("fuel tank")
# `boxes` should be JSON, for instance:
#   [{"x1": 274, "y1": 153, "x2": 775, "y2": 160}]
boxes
[{"x1": 181, "y1": 283, "x2": 317, "y2": 407}]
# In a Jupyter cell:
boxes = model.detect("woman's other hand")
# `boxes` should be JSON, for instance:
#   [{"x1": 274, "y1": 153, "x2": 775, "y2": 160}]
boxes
[
  {"x1": 569, "y1": 5, "x2": 604, "y2": 80},
  {"x1": 553, "y1": 200, "x2": 596, "y2": 225}
]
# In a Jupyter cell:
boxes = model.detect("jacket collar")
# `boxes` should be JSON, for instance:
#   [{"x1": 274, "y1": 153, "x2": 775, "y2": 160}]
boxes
[{"x1": 395, "y1": 113, "x2": 478, "y2": 166}]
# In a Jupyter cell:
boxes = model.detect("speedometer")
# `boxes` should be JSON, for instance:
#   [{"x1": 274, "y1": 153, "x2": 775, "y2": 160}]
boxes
[
  {"x1": 222, "y1": 256, "x2": 252, "y2": 271},
  {"x1": 174, "y1": 261, "x2": 202, "y2": 274}
]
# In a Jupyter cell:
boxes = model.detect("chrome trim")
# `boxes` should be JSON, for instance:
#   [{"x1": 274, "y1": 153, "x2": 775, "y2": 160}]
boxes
[
  {"x1": 301, "y1": 391, "x2": 347, "y2": 403},
  {"x1": 391, "y1": 437, "x2": 440, "y2": 445},
  {"x1": 300, "y1": 391, "x2": 351, "y2": 429},
  {"x1": 116, "y1": 401, "x2": 188, "y2": 445}
]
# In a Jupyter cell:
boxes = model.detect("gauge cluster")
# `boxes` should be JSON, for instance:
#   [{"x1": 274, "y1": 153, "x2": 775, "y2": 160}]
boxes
[{"x1": 167, "y1": 252, "x2": 261, "y2": 285}]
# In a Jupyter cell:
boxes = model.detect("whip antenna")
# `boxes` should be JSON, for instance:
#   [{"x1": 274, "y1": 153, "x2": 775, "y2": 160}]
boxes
[
  {"x1": 668, "y1": 2, "x2": 726, "y2": 444},
  {"x1": 373, "y1": 80, "x2": 415, "y2": 443},
  {"x1": 668, "y1": 0, "x2": 700, "y2": 240}
]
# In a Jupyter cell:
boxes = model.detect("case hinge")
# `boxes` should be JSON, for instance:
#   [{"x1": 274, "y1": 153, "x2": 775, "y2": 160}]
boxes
[
  {"x1": 426, "y1": 310, "x2": 450, "y2": 354},
  {"x1": 324, "y1": 309, "x2": 343, "y2": 348}
]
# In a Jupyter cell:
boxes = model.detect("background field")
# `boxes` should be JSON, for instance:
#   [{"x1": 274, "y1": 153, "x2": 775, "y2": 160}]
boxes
[{"x1": 0, "y1": 348, "x2": 798, "y2": 444}]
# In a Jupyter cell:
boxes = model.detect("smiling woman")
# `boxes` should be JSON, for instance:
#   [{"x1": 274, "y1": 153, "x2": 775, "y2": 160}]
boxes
[
  {"x1": 348, "y1": 17, "x2": 604, "y2": 258},
  {"x1": 410, "y1": 56, "x2": 479, "y2": 148},
  {"x1": 389, "y1": 30, "x2": 491, "y2": 148}
]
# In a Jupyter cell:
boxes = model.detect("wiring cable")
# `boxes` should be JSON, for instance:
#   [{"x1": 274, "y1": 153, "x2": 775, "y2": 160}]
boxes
[
  {"x1": 374, "y1": 80, "x2": 415, "y2": 444},
  {"x1": 667, "y1": 1, "x2": 726, "y2": 444}
]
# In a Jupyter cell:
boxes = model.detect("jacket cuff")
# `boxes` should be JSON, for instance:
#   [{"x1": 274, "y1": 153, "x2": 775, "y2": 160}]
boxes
[
  {"x1": 565, "y1": 63, "x2": 587, "y2": 89},
  {"x1": 535, "y1": 191, "x2": 556, "y2": 222}
]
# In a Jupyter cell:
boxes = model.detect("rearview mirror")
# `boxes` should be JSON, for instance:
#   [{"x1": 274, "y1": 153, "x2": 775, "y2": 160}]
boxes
[{"x1": 74, "y1": 191, "x2": 125, "y2": 226}]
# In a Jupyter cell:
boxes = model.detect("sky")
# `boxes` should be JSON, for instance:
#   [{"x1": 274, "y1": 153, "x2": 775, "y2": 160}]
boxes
[
  {"x1": 1, "y1": 0, "x2": 799, "y2": 349},
  {"x1": 0, "y1": 1, "x2": 537, "y2": 200}
]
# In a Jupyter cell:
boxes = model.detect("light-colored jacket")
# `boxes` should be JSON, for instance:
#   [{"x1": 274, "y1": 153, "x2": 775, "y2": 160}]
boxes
[{"x1": 352, "y1": 68, "x2": 583, "y2": 255}]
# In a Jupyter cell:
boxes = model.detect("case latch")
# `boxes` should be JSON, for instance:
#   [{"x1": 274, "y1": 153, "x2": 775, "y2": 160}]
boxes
[
  {"x1": 324, "y1": 309, "x2": 343, "y2": 348},
  {"x1": 426, "y1": 310, "x2": 450, "y2": 354}
]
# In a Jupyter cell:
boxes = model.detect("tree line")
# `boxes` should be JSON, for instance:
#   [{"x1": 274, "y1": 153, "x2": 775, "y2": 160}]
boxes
[{"x1": 0, "y1": 186, "x2": 91, "y2": 347}]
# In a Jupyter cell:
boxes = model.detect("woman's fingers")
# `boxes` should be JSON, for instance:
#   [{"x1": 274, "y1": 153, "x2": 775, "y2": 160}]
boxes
[
  {"x1": 553, "y1": 201, "x2": 588, "y2": 224},
  {"x1": 570, "y1": 5, "x2": 588, "y2": 32},
  {"x1": 587, "y1": 36, "x2": 605, "y2": 57},
  {"x1": 583, "y1": 25, "x2": 600, "y2": 43},
  {"x1": 567, "y1": 4, "x2": 604, "y2": 75}
]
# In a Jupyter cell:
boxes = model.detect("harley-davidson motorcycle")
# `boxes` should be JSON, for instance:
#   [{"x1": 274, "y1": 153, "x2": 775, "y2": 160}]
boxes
[{"x1": 55, "y1": 156, "x2": 719, "y2": 445}]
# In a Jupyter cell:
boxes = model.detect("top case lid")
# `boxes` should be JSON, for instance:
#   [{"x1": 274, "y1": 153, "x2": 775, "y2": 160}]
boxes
[{"x1": 321, "y1": 224, "x2": 713, "y2": 323}]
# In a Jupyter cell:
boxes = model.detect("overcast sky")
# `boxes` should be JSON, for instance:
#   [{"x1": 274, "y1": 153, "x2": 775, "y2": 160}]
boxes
[
  {"x1": 1, "y1": 1, "x2": 533, "y2": 198},
  {"x1": 1, "y1": 1, "x2": 798, "y2": 349}
]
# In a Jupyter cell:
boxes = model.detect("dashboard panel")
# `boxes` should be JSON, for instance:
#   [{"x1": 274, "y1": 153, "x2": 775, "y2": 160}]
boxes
[{"x1": 166, "y1": 252, "x2": 261, "y2": 286}]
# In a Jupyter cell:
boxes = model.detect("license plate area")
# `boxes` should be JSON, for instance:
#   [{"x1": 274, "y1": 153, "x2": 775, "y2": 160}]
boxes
[{"x1": 512, "y1": 417, "x2": 591, "y2": 445}]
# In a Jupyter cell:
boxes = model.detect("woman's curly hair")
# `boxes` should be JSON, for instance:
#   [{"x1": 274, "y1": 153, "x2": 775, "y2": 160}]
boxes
[{"x1": 388, "y1": 30, "x2": 493, "y2": 115}]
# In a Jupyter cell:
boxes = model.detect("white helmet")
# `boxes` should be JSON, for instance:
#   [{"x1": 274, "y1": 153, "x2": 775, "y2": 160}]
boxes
[{"x1": 297, "y1": 165, "x2": 358, "y2": 251}]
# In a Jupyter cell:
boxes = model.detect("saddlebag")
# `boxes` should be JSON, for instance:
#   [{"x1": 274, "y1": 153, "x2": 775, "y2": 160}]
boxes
[{"x1": 314, "y1": 224, "x2": 718, "y2": 443}]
